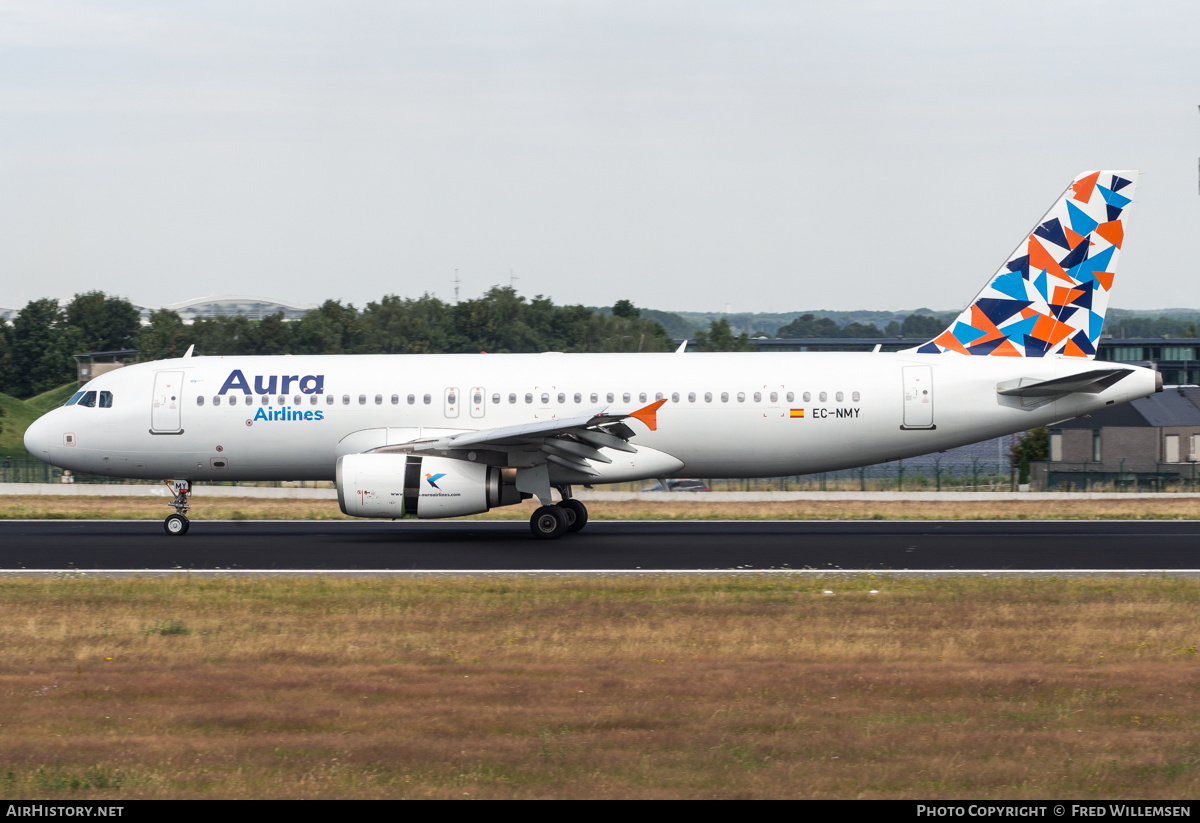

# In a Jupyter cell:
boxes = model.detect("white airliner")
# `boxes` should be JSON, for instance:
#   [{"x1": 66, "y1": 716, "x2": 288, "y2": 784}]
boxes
[{"x1": 24, "y1": 170, "x2": 1160, "y2": 538}]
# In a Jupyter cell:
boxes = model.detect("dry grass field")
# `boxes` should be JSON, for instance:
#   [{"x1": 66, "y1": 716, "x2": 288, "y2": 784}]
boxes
[
  {"x1": 6, "y1": 494, "x2": 1200, "y2": 522},
  {"x1": 0, "y1": 575, "x2": 1198, "y2": 799}
]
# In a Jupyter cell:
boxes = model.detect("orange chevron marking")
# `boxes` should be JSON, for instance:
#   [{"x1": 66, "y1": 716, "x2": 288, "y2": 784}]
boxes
[
  {"x1": 1028, "y1": 237, "x2": 1069, "y2": 281},
  {"x1": 990, "y1": 338, "x2": 1023, "y2": 357},
  {"x1": 1052, "y1": 286, "x2": 1086, "y2": 306},
  {"x1": 1095, "y1": 220, "x2": 1124, "y2": 248},
  {"x1": 629, "y1": 398, "x2": 667, "y2": 431},
  {"x1": 1071, "y1": 171, "x2": 1100, "y2": 203},
  {"x1": 933, "y1": 330, "x2": 971, "y2": 355},
  {"x1": 1032, "y1": 314, "x2": 1074, "y2": 348},
  {"x1": 1062, "y1": 337, "x2": 1089, "y2": 358}
]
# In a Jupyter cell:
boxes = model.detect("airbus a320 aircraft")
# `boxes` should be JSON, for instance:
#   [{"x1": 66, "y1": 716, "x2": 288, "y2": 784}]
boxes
[{"x1": 24, "y1": 170, "x2": 1160, "y2": 538}]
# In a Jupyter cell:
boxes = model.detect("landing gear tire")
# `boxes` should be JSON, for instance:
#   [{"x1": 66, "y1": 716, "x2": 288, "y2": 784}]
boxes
[
  {"x1": 530, "y1": 505, "x2": 569, "y2": 540},
  {"x1": 558, "y1": 499, "x2": 588, "y2": 533},
  {"x1": 164, "y1": 513, "x2": 190, "y2": 536}
]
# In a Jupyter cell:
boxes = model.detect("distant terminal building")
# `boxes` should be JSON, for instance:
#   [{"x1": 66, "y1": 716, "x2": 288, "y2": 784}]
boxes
[
  {"x1": 146, "y1": 295, "x2": 319, "y2": 323},
  {"x1": 0, "y1": 296, "x2": 318, "y2": 326}
]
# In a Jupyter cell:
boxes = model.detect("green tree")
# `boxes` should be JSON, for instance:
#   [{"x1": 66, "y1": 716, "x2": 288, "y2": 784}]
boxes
[
  {"x1": 135, "y1": 310, "x2": 188, "y2": 361},
  {"x1": 1012, "y1": 427, "x2": 1049, "y2": 484},
  {"x1": 776, "y1": 314, "x2": 841, "y2": 338},
  {"x1": 291, "y1": 300, "x2": 366, "y2": 354},
  {"x1": 612, "y1": 299, "x2": 640, "y2": 319},
  {"x1": 10, "y1": 299, "x2": 74, "y2": 397},
  {"x1": 695, "y1": 318, "x2": 754, "y2": 352},
  {"x1": 64, "y1": 291, "x2": 141, "y2": 352},
  {"x1": 901, "y1": 313, "x2": 946, "y2": 339}
]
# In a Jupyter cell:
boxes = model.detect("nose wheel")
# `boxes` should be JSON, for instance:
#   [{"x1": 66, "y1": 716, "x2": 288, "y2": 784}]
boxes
[{"x1": 163, "y1": 479, "x2": 192, "y2": 536}]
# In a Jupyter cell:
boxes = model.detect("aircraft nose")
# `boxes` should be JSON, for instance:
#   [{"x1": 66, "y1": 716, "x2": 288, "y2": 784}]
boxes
[{"x1": 24, "y1": 413, "x2": 52, "y2": 460}]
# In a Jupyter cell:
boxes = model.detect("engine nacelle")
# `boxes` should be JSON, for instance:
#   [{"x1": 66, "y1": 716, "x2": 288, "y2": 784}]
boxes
[{"x1": 336, "y1": 453, "x2": 522, "y2": 519}]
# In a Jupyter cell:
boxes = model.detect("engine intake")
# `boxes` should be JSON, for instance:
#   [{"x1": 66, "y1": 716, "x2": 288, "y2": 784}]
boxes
[{"x1": 336, "y1": 453, "x2": 521, "y2": 519}]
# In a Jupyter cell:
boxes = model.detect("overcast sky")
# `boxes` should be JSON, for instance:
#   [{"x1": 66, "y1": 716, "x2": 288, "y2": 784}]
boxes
[{"x1": 2, "y1": 0, "x2": 1199, "y2": 314}]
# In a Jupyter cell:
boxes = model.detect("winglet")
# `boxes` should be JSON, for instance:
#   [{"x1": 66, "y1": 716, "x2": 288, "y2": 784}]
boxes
[{"x1": 629, "y1": 398, "x2": 667, "y2": 431}]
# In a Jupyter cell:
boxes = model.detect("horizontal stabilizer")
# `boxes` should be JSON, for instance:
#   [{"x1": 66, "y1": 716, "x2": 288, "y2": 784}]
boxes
[{"x1": 996, "y1": 368, "x2": 1133, "y2": 398}]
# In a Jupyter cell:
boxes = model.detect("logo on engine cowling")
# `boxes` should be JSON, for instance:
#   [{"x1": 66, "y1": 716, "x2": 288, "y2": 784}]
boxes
[{"x1": 425, "y1": 472, "x2": 447, "y2": 490}]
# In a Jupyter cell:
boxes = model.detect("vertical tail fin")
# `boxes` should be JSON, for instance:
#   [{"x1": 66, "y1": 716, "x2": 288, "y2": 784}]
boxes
[{"x1": 911, "y1": 170, "x2": 1137, "y2": 358}]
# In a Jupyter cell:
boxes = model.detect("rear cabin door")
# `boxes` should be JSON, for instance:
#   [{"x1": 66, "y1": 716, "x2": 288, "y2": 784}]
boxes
[
  {"x1": 151, "y1": 370, "x2": 184, "y2": 433},
  {"x1": 901, "y1": 365, "x2": 935, "y2": 429}
]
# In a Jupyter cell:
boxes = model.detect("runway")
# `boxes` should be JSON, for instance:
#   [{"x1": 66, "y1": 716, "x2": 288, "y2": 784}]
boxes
[{"x1": 0, "y1": 520, "x2": 1197, "y2": 573}]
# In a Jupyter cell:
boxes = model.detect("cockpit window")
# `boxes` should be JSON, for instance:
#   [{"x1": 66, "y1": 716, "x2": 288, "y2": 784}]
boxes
[
  {"x1": 66, "y1": 391, "x2": 85, "y2": 406},
  {"x1": 99, "y1": 391, "x2": 113, "y2": 408},
  {"x1": 78, "y1": 391, "x2": 97, "y2": 408}
]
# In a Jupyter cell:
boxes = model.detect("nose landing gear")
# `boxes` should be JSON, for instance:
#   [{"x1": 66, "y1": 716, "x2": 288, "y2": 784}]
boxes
[{"x1": 163, "y1": 479, "x2": 191, "y2": 536}]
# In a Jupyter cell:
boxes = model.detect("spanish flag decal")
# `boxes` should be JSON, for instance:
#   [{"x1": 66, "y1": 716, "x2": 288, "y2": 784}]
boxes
[{"x1": 790, "y1": 409, "x2": 805, "y2": 418}]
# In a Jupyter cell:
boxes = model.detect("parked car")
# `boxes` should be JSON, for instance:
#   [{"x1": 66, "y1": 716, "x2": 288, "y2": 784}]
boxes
[{"x1": 640, "y1": 479, "x2": 709, "y2": 492}]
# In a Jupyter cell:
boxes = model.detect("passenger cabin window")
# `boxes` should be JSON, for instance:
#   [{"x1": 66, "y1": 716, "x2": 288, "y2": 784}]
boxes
[
  {"x1": 262, "y1": 396, "x2": 270, "y2": 405},
  {"x1": 672, "y1": 393, "x2": 680, "y2": 403},
  {"x1": 573, "y1": 393, "x2": 581, "y2": 404},
  {"x1": 721, "y1": 392, "x2": 729, "y2": 403},
  {"x1": 787, "y1": 392, "x2": 794, "y2": 403},
  {"x1": 770, "y1": 392, "x2": 777, "y2": 403},
  {"x1": 737, "y1": 392, "x2": 745, "y2": 403},
  {"x1": 836, "y1": 391, "x2": 844, "y2": 402},
  {"x1": 639, "y1": 393, "x2": 647, "y2": 403},
  {"x1": 197, "y1": 396, "x2": 205, "y2": 406},
  {"x1": 228, "y1": 395, "x2": 238, "y2": 406},
  {"x1": 213, "y1": 396, "x2": 221, "y2": 406},
  {"x1": 423, "y1": 394, "x2": 431, "y2": 405},
  {"x1": 819, "y1": 392, "x2": 827, "y2": 402},
  {"x1": 622, "y1": 393, "x2": 631, "y2": 403},
  {"x1": 688, "y1": 392, "x2": 696, "y2": 403},
  {"x1": 704, "y1": 392, "x2": 712, "y2": 403},
  {"x1": 753, "y1": 392, "x2": 761, "y2": 402},
  {"x1": 591, "y1": 393, "x2": 599, "y2": 403},
  {"x1": 492, "y1": 393, "x2": 500, "y2": 404},
  {"x1": 359, "y1": 395, "x2": 367, "y2": 405},
  {"x1": 557, "y1": 393, "x2": 565, "y2": 404},
  {"x1": 407, "y1": 394, "x2": 415, "y2": 405},
  {"x1": 852, "y1": 391, "x2": 860, "y2": 402},
  {"x1": 392, "y1": 394, "x2": 399, "y2": 405},
  {"x1": 311, "y1": 395, "x2": 318, "y2": 405},
  {"x1": 802, "y1": 392, "x2": 811, "y2": 402},
  {"x1": 525, "y1": 393, "x2": 533, "y2": 404},
  {"x1": 607, "y1": 393, "x2": 615, "y2": 403},
  {"x1": 343, "y1": 395, "x2": 350, "y2": 405},
  {"x1": 327, "y1": 394, "x2": 335, "y2": 405},
  {"x1": 375, "y1": 394, "x2": 383, "y2": 405},
  {"x1": 294, "y1": 396, "x2": 301, "y2": 405}
]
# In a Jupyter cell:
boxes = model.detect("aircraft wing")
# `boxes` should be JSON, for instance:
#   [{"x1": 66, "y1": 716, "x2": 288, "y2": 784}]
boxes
[{"x1": 372, "y1": 399, "x2": 667, "y2": 476}]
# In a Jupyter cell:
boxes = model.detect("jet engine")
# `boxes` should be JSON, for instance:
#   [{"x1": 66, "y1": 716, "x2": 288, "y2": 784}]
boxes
[{"x1": 336, "y1": 453, "x2": 523, "y2": 519}]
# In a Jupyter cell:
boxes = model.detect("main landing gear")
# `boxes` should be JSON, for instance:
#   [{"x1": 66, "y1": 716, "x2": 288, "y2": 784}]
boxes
[
  {"x1": 163, "y1": 479, "x2": 191, "y2": 536},
  {"x1": 529, "y1": 488, "x2": 589, "y2": 540}
]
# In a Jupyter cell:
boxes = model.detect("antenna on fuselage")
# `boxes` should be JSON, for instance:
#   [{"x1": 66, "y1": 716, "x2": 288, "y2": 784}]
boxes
[{"x1": 183, "y1": 344, "x2": 195, "y2": 358}]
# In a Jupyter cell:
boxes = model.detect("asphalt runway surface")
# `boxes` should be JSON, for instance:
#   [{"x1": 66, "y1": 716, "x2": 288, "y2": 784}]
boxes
[{"x1": 0, "y1": 520, "x2": 1198, "y2": 572}]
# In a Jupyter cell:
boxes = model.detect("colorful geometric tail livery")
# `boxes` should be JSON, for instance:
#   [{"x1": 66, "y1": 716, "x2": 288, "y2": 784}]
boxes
[{"x1": 911, "y1": 170, "x2": 1137, "y2": 358}]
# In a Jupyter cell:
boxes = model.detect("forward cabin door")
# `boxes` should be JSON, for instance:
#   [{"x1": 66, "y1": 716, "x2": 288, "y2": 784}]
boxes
[
  {"x1": 901, "y1": 365, "x2": 935, "y2": 429},
  {"x1": 151, "y1": 370, "x2": 184, "y2": 434}
]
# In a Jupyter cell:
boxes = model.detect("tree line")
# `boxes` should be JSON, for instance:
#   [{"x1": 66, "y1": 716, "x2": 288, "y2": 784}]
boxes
[{"x1": 0, "y1": 289, "x2": 680, "y2": 399}]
